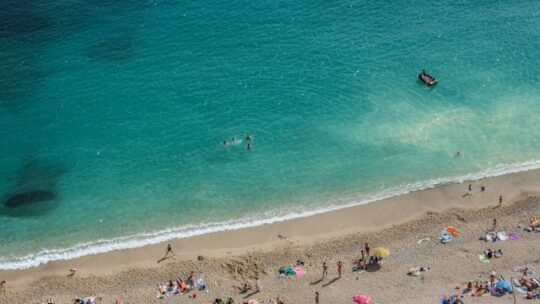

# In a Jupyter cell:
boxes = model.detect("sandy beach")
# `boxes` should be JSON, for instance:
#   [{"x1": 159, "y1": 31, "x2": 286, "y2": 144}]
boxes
[{"x1": 2, "y1": 169, "x2": 540, "y2": 304}]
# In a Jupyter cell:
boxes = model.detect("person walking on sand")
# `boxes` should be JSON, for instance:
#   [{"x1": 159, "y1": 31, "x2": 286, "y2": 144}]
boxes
[
  {"x1": 0, "y1": 280, "x2": 5, "y2": 295},
  {"x1": 492, "y1": 218, "x2": 497, "y2": 231},
  {"x1": 467, "y1": 184, "x2": 472, "y2": 195},
  {"x1": 255, "y1": 277, "x2": 261, "y2": 293},
  {"x1": 315, "y1": 291, "x2": 320, "y2": 304},
  {"x1": 364, "y1": 243, "x2": 370, "y2": 257},
  {"x1": 337, "y1": 261, "x2": 343, "y2": 278},
  {"x1": 322, "y1": 262, "x2": 328, "y2": 280},
  {"x1": 498, "y1": 195, "x2": 503, "y2": 206},
  {"x1": 361, "y1": 249, "x2": 365, "y2": 261},
  {"x1": 164, "y1": 243, "x2": 175, "y2": 258}
]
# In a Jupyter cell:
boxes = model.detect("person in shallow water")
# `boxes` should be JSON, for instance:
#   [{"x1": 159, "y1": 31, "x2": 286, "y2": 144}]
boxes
[
  {"x1": 247, "y1": 143, "x2": 252, "y2": 150},
  {"x1": 246, "y1": 134, "x2": 252, "y2": 141}
]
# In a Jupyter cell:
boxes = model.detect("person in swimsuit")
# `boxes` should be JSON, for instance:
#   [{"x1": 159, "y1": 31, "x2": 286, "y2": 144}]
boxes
[
  {"x1": 364, "y1": 243, "x2": 370, "y2": 257},
  {"x1": 164, "y1": 244, "x2": 175, "y2": 258}
]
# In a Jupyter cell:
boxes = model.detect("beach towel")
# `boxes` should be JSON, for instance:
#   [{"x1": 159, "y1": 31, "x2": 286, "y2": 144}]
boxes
[
  {"x1": 156, "y1": 293, "x2": 166, "y2": 299},
  {"x1": 496, "y1": 231, "x2": 508, "y2": 241},
  {"x1": 484, "y1": 231, "x2": 497, "y2": 243},
  {"x1": 84, "y1": 297, "x2": 96, "y2": 304},
  {"x1": 446, "y1": 226, "x2": 459, "y2": 236},
  {"x1": 407, "y1": 266, "x2": 427, "y2": 276},
  {"x1": 478, "y1": 254, "x2": 490, "y2": 263},
  {"x1": 416, "y1": 237, "x2": 430, "y2": 244},
  {"x1": 285, "y1": 266, "x2": 296, "y2": 276},
  {"x1": 439, "y1": 296, "x2": 462, "y2": 304},
  {"x1": 195, "y1": 278, "x2": 208, "y2": 291},
  {"x1": 293, "y1": 266, "x2": 305, "y2": 276},
  {"x1": 512, "y1": 266, "x2": 536, "y2": 276},
  {"x1": 496, "y1": 280, "x2": 512, "y2": 292},
  {"x1": 509, "y1": 231, "x2": 519, "y2": 240},
  {"x1": 440, "y1": 231, "x2": 453, "y2": 243}
]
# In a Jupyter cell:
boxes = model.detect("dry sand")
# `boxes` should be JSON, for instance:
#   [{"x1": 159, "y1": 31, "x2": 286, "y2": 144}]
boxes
[{"x1": 1, "y1": 169, "x2": 540, "y2": 304}]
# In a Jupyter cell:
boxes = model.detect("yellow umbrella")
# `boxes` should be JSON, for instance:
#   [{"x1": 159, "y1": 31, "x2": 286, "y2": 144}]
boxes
[{"x1": 373, "y1": 247, "x2": 390, "y2": 258}]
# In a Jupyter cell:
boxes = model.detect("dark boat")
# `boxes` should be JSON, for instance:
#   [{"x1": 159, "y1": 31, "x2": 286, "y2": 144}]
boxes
[{"x1": 419, "y1": 69, "x2": 438, "y2": 86}]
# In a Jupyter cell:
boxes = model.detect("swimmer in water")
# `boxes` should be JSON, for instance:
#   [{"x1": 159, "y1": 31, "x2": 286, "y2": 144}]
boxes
[
  {"x1": 246, "y1": 134, "x2": 252, "y2": 141},
  {"x1": 231, "y1": 137, "x2": 237, "y2": 144},
  {"x1": 222, "y1": 140, "x2": 227, "y2": 146},
  {"x1": 247, "y1": 143, "x2": 252, "y2": 150}
]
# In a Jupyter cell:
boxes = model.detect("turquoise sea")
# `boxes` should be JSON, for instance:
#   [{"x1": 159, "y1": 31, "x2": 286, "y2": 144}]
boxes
[{"x1": 1, "y1": 0, "x2": 539, "y2": 269}]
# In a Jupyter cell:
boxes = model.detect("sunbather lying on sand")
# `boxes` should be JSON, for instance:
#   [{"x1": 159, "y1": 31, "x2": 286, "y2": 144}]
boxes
[
  {"x1": 530, "y1": 217, "x2": 540, "y2": 228},
  {"x1": 441, "y1": 295, "x2": 463, "y2": 304},
  {"x1": 157, "y1": 283, "x2": 166, "y2": 296},
  {"x1": 352, "y1": 259, "x2": 367, "y2": 272},
  {"x1": 407, "y1": 266, "x2": 428, "y2": 276},
  {"x1": 484, "y1": 248, "x2": 502, "y2": 259},
  {"x1": 470, "y1": 281, "x2": 488, "y2": 296},
  {"x1": 525, "y1": 217, "x2": 540, "y2": 231},
  {"x1": 519, "y1": 277, "x2": 540, "y2": 291}
]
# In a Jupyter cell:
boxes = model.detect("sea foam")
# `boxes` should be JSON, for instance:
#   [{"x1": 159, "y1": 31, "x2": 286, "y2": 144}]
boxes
[{"x1": 2, "y1": 159, "x2": 540, "y2": 270}]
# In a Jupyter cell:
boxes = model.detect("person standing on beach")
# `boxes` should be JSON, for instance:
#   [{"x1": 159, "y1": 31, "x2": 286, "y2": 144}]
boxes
[
  {"x1": 499, "y1": 195, "x2": 503, "y2": 206},
  {"x1": 315, "y1": 291, "x2": 320, "y2": 304},
  {"x1": 164, "y1": 243, "x2": 175, "y2": 258},
  {"x1": 322, "y1": 262, "x2": 328, "y2": 280},
  {"x1": 361, "y1": 249, "x2": 365, "y2": 261},
  {"x1": 364, "y1": 243, "x2": 370, "y2": 257},
  {"x1": 255, "y1": 277, "x2": 261, "y2": 293},
  {"x1": 492, "y1": 218, "x2": 497, "y2": 231},
  {"x1": 337, "y1": 261, "x2": 343, "y2": 278},
  {"x1": 0, "y1": 280, "x2": 5, "y2": 295},
  {"x1": 467, "y1": 184, "x2": 472, "y2": 195}
]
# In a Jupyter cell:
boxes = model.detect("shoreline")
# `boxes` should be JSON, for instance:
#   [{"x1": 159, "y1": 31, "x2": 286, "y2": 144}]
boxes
[
  {"x1": 2, "y1": 166, "x2": 540, "y2": 290},
  {"x1": 3, "y1": 160, "x2": 540, "y2": 271}
]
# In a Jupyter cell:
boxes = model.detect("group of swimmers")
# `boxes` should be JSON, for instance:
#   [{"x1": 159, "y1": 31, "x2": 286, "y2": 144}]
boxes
[{"x1": 222, "y1": 134, "x2": 253, "y2": 150}]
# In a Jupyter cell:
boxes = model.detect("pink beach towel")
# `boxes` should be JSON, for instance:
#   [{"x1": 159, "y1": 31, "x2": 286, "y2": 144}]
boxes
[{"x1": 293, "y1": 266, "x2": 306, "y2": 276}]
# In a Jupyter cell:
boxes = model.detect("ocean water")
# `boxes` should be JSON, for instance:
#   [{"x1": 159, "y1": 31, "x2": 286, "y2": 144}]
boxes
[{"x1": 0, "y1": 0, "x2": 539, "y2": 269}]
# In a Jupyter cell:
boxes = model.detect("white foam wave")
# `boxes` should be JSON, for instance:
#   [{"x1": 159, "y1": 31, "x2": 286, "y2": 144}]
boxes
[{"x1": 2, "y1": 159, "x2": 540, "y2": 270}]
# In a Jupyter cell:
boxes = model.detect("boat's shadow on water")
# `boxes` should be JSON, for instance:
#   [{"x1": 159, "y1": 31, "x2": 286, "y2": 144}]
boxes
[{"x1": 0, "y1": 157, "x2": 66, "y2": 217}]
